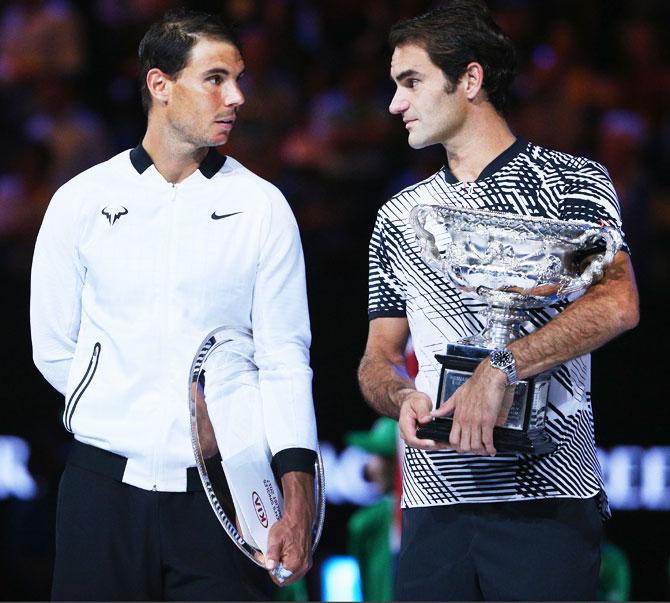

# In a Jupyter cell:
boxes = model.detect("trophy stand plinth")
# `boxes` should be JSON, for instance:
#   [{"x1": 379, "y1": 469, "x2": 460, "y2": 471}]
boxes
[{"x1": 415, "y1": 342, "x2": 556, "y2": 455}]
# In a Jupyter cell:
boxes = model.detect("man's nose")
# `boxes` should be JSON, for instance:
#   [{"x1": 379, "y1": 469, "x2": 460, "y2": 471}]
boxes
[
  {"x1": 389, "y1": 91, "x2": 408, "y2": 115},
  {"x1": 224, "y1": 83, "x2": 245, "y2": 107}
]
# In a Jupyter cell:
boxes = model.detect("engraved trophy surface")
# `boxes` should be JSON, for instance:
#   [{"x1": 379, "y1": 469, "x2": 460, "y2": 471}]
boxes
[
  {"x1": 410, "y1": 205, "x2": 622, "y2": 454},
  {"x1": 188, "y1": 326, "x2": 325, "y2": 578}
]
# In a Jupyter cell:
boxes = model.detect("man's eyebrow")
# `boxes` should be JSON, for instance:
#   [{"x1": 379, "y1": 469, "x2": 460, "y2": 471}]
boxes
[
  {"x1": 391, "y1": 68, "x2": 421, "y2": 83},
  {"x1": 203, "y1": 67, "x2": 231, "y2": 76},
  {"x1": 202, "y1": 67, "x2": 246, "y2": 80}
]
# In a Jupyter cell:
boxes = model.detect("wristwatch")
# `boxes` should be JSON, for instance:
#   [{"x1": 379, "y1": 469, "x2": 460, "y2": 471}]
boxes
[{"x1": 489, "y1": 347, "x2": 520, "y2": 385}]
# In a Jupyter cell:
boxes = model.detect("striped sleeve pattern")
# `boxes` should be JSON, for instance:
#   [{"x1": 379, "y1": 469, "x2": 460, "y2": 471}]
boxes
[
  {"x1": 368, "y1": 211, "x2": 407, "y2": 319},
  {"x1": 558, "y1": 158, "x2": 630, "y2": 255}
]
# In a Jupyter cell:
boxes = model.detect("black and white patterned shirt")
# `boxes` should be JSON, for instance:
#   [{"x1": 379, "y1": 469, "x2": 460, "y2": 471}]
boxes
[{"x1": 368, "y1": 139, "x2": 626, "y2": 516}]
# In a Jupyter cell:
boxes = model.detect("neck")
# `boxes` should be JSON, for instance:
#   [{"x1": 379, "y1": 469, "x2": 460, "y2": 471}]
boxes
[
  {"x1": 443, "y1": 108, "x2": 516, "y2": 182},
  {"x1": 142, "y1": 119, "x2": 208, "y2": 184}
]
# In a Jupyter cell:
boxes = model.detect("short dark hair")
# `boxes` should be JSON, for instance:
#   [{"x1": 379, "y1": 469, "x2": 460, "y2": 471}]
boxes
[
  {"x1": 389, "y1": 0, "x2": 517, "y2": 113},
  {"x1": 138, "y1": 8, "x2": 240, "y2": 115}
]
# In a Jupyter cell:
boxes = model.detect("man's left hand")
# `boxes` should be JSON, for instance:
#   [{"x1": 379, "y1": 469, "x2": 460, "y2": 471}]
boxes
[{"x1": 265, "y1": 471, "x2": 315, "y2": 586}]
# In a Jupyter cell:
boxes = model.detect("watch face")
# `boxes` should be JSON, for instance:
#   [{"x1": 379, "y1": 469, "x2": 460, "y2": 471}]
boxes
[{"x1": 492, "y1": 349, "x2": 513, "y2": 367}]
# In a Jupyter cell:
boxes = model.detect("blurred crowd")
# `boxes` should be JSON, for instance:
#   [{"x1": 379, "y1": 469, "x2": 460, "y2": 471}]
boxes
[
  {"x1": 1, "y1": 0, "x2": 668, "y2": 293},
  {"x1": 0, "y1": 0, "x2": 668, "y2": 599}
]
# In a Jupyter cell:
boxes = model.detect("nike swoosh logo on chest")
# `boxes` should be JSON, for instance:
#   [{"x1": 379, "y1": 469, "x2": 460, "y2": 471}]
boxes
[{"x1": 211, "y1": 211, "x2": 243, "y2": 220}]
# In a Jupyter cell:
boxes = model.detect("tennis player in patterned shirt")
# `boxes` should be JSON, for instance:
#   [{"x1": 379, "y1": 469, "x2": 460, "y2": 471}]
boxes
[{"x1": 358, "y1": 1, "x2": 639, "y2": 600}]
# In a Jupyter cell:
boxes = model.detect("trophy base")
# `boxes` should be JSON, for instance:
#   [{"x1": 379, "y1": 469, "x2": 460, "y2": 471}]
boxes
[
  {"x1": 416, "y1": 417, "x2": 557, "y2": 455},
  {"x1": 423, "y1": 342, "x2": 555, "y2": 455}
]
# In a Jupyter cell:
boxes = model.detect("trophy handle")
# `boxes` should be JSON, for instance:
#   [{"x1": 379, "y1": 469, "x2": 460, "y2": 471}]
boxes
[
  {"x1": 409, "y1": 205, "x2": 442, "y2": 267},
  {"x1": 409, "y1": 205, "x2": 469, "y2": 288},
  {"x1": 560, "y1": 225, "x2": 623, "y2": 296}
]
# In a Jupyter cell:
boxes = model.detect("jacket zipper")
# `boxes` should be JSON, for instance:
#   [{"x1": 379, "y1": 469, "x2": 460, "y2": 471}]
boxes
[{"x1": 152, "y1": 183, "x2": 179, "y2": 489}]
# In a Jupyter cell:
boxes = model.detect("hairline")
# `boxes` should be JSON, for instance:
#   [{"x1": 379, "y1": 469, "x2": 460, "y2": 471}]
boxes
[{"x1": 166, "y1": 33, "x2": 241, "y2": 77}]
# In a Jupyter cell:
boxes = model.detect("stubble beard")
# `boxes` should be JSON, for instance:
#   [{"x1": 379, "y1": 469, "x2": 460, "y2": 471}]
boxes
[{"x1": 171, "y1": 115, "x2": 224, "y2": 150}]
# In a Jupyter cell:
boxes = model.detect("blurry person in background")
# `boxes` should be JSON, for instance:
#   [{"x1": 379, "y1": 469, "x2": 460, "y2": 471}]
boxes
[
  {"x1": 358, "y1": 1, "x2": 639, "y2": 600},
  {"x1": 346, "y1": 417, "x2": 400, "y2": 602},
  {"x1": 30, "y1": 8, "x2": 318, "y2": 601},
  {"x1": 0, "y1": 0, "x2": 84, "y2": 85},
  {"x1": 511, "y1": 18, "x2": 619, "y2": 155},
  {"x1": 25, "y1": 77, "x2": 111, "y2": 187},
  {"x1": 0, "y1": 143, "x2": 53, "y2": 253},
  {"x1": 0, "y1": 0, "x2": 85, "y2": 169},
  {"x1": 598, "y1": 540, "x2": 632, "y2": 601}
]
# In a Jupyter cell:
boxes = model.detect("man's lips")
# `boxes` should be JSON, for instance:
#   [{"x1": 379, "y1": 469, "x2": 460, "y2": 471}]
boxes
[
  {"x1": 215, "y1": 118, "x2": 236, "y2": 129},
  {"x1": 403, "y1": 118, "x2": 417, "y2": 128}
]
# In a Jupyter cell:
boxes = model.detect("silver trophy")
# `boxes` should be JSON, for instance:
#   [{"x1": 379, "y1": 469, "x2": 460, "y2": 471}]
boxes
[
  {"x1": 410, "y1": 204, "x2": 622, "y2": 454},
  {"x1": 188, "y1": 326, "x2": 325, "y2": 581}
]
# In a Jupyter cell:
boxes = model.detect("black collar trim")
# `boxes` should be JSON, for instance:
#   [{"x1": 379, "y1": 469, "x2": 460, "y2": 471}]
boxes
[
  {"x1": 129, "y1": 144, "x2": 227, "y2": 179},
  {"x1": 129, "y1": 144, "x2": 153, "y2": 174},
  {"x1": 442, "y1": 137, "x2": 526, "y2": 184},
  {"x1": 199, "y1": 147, "x2": 227, "y2": 178}
]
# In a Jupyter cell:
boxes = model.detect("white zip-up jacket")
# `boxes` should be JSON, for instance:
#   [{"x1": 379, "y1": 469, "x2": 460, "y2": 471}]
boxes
[{"x1": 30, "y1": 146, "x2": 318, "y2": 491}]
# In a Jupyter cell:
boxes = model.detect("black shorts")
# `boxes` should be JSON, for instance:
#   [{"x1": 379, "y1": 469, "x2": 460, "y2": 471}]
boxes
[
  {"x1": 395, "y1": 497, "x2": 603, "y2": 601},
  {"x1": 51, "y1": 442, "x2": 272, "y2": 601}
]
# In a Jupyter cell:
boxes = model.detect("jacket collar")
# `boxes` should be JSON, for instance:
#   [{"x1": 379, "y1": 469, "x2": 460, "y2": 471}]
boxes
[{"x1": 129, "y1": 144, "x2": 226, "y2": 179}]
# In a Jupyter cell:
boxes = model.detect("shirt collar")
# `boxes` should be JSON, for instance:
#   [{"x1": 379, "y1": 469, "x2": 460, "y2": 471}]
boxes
[
  {"x1": 129, "y1": 144, "x2": 227, "y2": 179},
  {"x1": 442, "y1": 137, "x2": 526, "y2": 184}
]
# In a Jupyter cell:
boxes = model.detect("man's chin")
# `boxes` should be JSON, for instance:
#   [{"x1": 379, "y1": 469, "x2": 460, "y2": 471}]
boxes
[
  {"x1": 208, "y1": 133, "x2": 231, "y2": 147},
  {"x1": 407, "y1": 135, "x2": 430, "y2": 150}
]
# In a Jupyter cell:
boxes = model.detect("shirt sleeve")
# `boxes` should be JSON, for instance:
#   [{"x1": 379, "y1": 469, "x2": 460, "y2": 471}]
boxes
[
  {"x1": 30, "y1": 185, "x2": 85, "y2": 395},
  {"x1": 251, "y1": 186, "x2": 318, "y2": 470},
  {"x1": 558, "y1": 159, "x2": 630, "y2": 254},
  {"x1": 368, "y1": 209, "x2": 407, "y2": 319}
]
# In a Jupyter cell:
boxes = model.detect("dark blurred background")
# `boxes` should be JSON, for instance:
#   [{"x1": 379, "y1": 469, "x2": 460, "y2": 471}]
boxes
[{"x1": 0, "y1": 0, "x2": 668, "y2": 600}]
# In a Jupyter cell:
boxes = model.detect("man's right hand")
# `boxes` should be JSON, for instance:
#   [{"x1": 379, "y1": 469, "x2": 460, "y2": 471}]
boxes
[{"x1": 397, "y1": 389, "x2": 443, "y2": 450}]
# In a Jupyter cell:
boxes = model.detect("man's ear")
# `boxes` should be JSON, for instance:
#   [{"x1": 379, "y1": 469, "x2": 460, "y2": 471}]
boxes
[
  {"x1": 462, "y1": 62, "x2": 484, "y2": 101},
  {"x1": 146, "y1": 68, "x2": 172, "y2": 107}
]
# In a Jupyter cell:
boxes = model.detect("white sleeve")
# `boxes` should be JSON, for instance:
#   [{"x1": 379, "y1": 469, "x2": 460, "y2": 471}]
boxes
[
  {"x1": 30, "y1": 186, "x2": 85, "y2": 395},
  {"x1": 252, "y1": 189, "x2": 318, "y2": 456}
]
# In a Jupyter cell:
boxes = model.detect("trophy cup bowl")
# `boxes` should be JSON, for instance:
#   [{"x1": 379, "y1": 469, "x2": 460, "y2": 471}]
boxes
[
  {"x1": 409, "y1": 204, "x2": 622, "y2": 454},
  {"x1": 188, "y1": 326, "x2": 325, "y2": 580}
]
